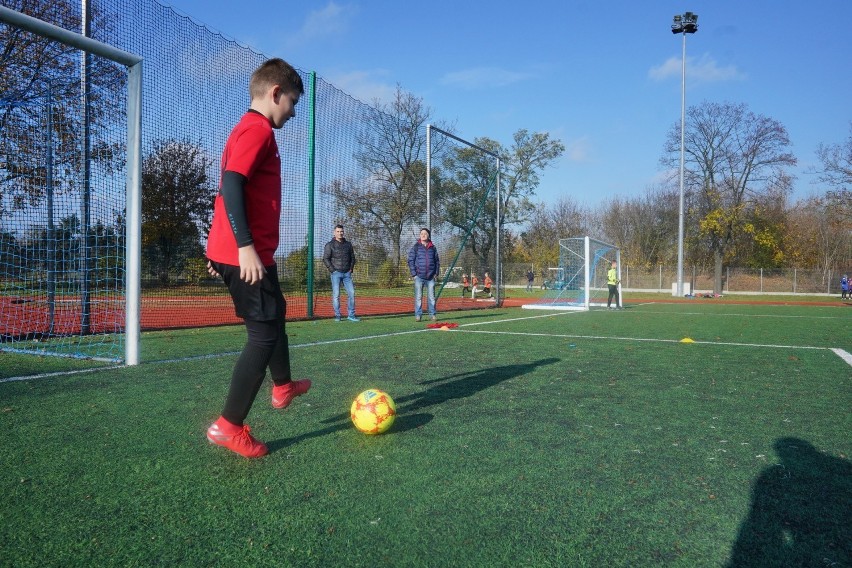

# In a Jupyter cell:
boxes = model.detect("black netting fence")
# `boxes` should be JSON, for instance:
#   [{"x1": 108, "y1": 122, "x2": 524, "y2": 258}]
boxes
[{"x1": 1, "y1": 0, "x2": 503, "y2": 361}]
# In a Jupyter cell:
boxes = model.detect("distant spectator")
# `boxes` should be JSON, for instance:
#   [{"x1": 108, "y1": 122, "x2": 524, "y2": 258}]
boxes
[
  {"x1": 526, "y1": 269, "x2": 534, "y2": 292},
  {"x1": 461, "y1": 274, "x2": 471, "y2": 298},
  {"x1": 841, "y1": 274, "x2": 849, "y2": 300},
  {"x1": 322, "y1": 224, "x2": 359, "y2": 322},
  {"x1": 407, "y1": 228, "x2": 439, "y2": 321}
]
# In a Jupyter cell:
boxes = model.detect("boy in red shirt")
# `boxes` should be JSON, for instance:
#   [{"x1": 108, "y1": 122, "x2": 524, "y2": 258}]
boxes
[
  {"x1": 205, "y1": 58, "x2": 309, "y2": 458},
  {"x1": 483, "y1": 272, "x2": 493, "y2": 298}
]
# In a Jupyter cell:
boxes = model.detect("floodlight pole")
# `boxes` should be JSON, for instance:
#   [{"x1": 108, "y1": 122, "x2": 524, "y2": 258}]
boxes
[{"x1": 672, "y1": 12, "x2": 698, "y2": 297}]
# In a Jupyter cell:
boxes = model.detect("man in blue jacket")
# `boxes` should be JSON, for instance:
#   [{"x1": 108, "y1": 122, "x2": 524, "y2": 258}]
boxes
[{"x1": 407, "y1": 228, "x2": 440, "y2": 321}]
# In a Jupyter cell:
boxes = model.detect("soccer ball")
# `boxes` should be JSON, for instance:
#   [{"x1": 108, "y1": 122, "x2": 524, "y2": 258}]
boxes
[{"x1": 351, "y1": 389, "x2": 396, "y2": 435}]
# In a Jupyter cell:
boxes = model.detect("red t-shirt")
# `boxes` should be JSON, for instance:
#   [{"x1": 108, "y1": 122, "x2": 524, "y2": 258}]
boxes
[{"x1": 206, "y1": 111, "x2": 281, "y2": 266}]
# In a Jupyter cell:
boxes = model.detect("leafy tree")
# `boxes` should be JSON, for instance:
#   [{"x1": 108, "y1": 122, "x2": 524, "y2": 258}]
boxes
[
  {"x1": 785, "y1": 195, "x2": 850, "y2": 279},
  {"x1": 435, "y1": 130, "x2": 565, "y2": 269},
  {"x1": 282, "y1": 246, "x2": 309, "y2": 288},
  {"x1": 662, "y1": 101, "x2": 796, "y2": 293},
  {"x1": 141, "y1": 140, "x2": 215, "y2": 284},
  {"x1": 0, "y1": 230, "x2": 21, "y2": 278},
  {"x1": 0, "y1": 0, "x2": 124, "y2": 218}
]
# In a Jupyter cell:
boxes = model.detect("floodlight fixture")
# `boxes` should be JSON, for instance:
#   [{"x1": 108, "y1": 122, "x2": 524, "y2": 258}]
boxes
[{"x1": 672, "y1": 12, "x2": 698, "y2": 34}]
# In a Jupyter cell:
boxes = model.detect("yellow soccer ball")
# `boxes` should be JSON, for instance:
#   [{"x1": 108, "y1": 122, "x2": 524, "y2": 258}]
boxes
[{"x1": 351, "y1": 389, "x2": 396, "y2": 435}]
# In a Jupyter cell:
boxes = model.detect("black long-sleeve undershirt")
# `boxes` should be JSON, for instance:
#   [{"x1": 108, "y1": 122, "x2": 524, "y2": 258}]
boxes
[{"x1": 220, "y1": 170, "x2": 253, "y2": 247}]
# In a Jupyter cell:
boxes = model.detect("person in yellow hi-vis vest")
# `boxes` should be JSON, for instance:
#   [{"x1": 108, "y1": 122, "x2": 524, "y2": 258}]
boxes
[{"x1": 607, "y1": 261, "x2": 620, "y2": 309}]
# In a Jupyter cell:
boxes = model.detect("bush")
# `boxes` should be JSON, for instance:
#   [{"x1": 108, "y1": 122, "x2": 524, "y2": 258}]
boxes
[{"x1": 377, "y1": 260, "x2": 401, "y2": 288}]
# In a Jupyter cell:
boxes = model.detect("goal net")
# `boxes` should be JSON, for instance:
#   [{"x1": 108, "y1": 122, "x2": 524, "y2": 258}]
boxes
[
  {"x1": 0, "y1": 9, "x2": 142, "y2": 364},
  {"x1": 426, "y1": 125, "x2": 502, "y2": 309},
  {"x1": 523, "y1": 237, "x2": 620, "y2": 311}
]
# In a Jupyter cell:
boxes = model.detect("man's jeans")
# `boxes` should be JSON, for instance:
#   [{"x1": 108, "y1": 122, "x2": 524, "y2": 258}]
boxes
[
  {"x1": 413, "y1": 276, "x2": 436, "y2": 318},
  {"x1": 331, "y1": 271, "x2": 356, "y2": 318}
]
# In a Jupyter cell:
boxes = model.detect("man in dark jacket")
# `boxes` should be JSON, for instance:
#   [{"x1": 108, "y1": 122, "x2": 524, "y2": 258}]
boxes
[
  {"x1": 407, "y1": 228, "x2": 440, "y2": 321},
  {"x1": 322, "y1": 224, "x2": 359, "y2": 321}
]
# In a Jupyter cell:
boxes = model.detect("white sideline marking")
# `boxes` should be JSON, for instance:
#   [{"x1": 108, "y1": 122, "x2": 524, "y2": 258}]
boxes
[
  {"x1": 4, "y1": 309, "x2": 848, "y2": 382},
  {"x1": 0, "y1": 365, "x2": 125, "y2": 384},
  {"x1": 455, "y1": 328, "x2": 835, "y2": 353},
  {"x1": 636, "y1": 310, "x2": 848, "y2": 320},
  {"x1": 831, "y1": 348, "x2": 852, "y2": 367}
]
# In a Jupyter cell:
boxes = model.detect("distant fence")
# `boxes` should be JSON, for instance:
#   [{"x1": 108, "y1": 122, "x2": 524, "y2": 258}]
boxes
[{"x1": 503, "y1": 263, "x2": 848, "y2": 295}]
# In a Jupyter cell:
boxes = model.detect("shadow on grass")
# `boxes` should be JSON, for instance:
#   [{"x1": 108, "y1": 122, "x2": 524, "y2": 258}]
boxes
[
  {"x1": 316, "y1": 357, "x2": 560, "y2": 428},
  {"x1": 296, "y1": 358, "x2": 561, "y2": 453},
  {"x1": 726, "y1": 437, "x2": 852, "y2": 567},
  {"x1": 398, "y1": 357, "x2": 560, "y2": 412},
  {"x1": 266, "y1": 413, "x2": 434, "y2": 453}
]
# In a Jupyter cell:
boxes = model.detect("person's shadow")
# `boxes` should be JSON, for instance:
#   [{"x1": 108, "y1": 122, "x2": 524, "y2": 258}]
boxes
[
  {"x1": 726, "y1": 437, "x2": 852, "y2": 567},
  {"x1": 288, "y1": 358, "x2": 561, "y2": 452}
]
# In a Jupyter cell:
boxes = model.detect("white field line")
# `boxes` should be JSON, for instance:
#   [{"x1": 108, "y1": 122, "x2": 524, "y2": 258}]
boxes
[
  {"x1": 453, "y1": 328, "x2": 852, "y2": 368},
  {"x1": 831, "y1": 349, "x2": 852, "y2": 366},
  {"x1": 0, "y1": 364, "x2": 127, "y2": 383},
  {"x1": 453, "y1": 328, "x2": 827, "y2": 350},
  {"x1": 0, "y1": 328, "x2": 435, "y2": 383},
  {"x1": 634, "y1": 310, "x2": 849, "y2": 320},
  {"x1": 4, "y1": 309, "x2": 849, "y2": 383}
]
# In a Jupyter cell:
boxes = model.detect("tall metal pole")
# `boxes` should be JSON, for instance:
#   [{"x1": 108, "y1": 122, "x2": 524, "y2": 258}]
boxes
[
  {"x1": 81, "y1": 0, "x2": 92, "y2": 332},
  {"x1": 677, "y1": 31, "x2": 686, "y2": 297},
  {"x1": 425, "y1": 124, "x2": 431, "y2": 230},
  {"x1": 672, "y1": 11, "x2": 697, "y2": 297}
]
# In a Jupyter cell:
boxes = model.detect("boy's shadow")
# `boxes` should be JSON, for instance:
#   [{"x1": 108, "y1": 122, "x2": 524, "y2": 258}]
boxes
[
  {"x1": 727, "y1": 437, "x2": 852, "y2": 567},
  {"x1": 269, "y1": 358, "x2": 560, "y2": 452},
  {"x1": 393, "y1": 357, "x2": 561, "y2": 413}
]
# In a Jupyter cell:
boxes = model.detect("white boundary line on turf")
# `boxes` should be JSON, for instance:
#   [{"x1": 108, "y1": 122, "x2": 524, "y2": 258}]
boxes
[
  {"x1": 0, "y1": 328, "x2": 434, "y2": 383},
  {"x1": 454, "y1": 329, "x2": 852, "y2": 367},
  {"x1": 458, "y1": 310, "x2": 581, "y2": 327},
  {"x1": 635, "y1": 310, "x2": 848, "y2": 320},
  {"x1": 0, "y1": 364, "x2": 126, "y2": 384},
  {"x1": 831, "y1": 348, "x2": 852, "y2": 367},
  {"x1": 0, "y1": 313, "x2": 576, "y2": 383},
  {"x1": 5, "y1": 309, "x2": 848, "y2": 383}
]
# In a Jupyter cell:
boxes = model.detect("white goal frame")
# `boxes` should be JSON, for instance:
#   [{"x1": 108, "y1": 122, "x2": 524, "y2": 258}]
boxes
[
  {"x1": 0, "y1": 6, "x2": 142, "y2": 365},
  {"x1": 523, "y1": 236, "x2": 620, "y2": 311}
]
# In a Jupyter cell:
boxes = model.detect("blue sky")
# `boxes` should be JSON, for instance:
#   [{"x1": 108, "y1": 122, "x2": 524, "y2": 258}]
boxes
[{"x1": 161, "y1": 0, "x2": 852, "y2": 208}]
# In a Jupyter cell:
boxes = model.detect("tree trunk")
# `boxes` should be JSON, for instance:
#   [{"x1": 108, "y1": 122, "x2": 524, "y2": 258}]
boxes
[{"x1": 713, "y1": 249, "x2": 724, "y2": 295}]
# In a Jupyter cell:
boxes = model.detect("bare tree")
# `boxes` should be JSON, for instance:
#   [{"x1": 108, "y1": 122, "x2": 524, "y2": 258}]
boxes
[
  {"x1": 322, "y1": 86, "x2": 439, "y2": 281},
  {"x1": 812, "y1": 122, "x2": 852, "y2": 190},
  {"x1": 811, "y1": 122, "x2": 852, "y2": 224},
  {"x1": 601, "y1": 184, "x2": 679, "y2": 268},
  {"x1": 662, "y1": 101, "x2": 796, "y2": 293},
  {"x1": 518, "y1": 197, "x2": 590, "y2": 270}
]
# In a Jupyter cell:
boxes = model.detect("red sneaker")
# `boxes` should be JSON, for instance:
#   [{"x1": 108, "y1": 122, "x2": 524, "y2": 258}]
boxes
[
  {"x1": 272, "y1": 379, "x2": 312, "y2": 409},
  {"x1": 207, "y1": 420, "x2": 268, "y2": 458}
]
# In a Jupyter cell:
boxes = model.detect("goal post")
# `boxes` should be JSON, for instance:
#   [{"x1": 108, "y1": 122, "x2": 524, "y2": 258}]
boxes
[
  {"x1": 426, "y1": 124, "x2": 503, "y2": 309},
  {"x1": 0, "y1": 6, "x2": 142, "y2": 365},
  {"x1": 523, "y1": 236, "x2": 620, "y2": 311}
]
